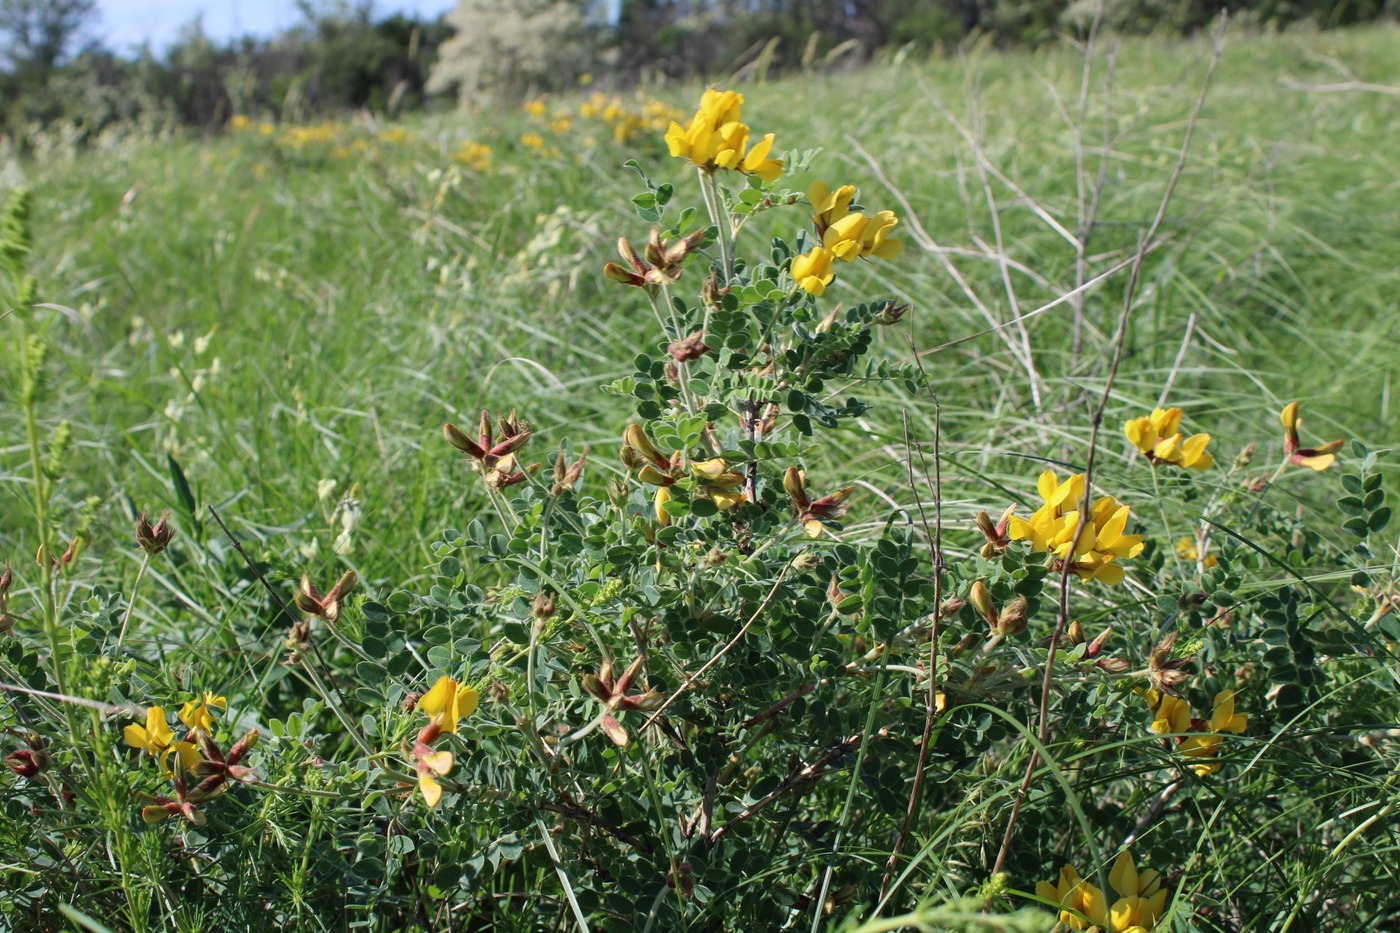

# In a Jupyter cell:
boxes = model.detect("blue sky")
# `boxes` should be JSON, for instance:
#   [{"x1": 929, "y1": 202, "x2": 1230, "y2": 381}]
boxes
[{"x1": 96, "y1": 1, "x2": 457, "y2": 53}]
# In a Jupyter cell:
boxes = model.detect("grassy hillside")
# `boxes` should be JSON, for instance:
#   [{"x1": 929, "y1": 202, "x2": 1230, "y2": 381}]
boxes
[{"x1": 2, "y1": 23, "x2": 1398, "y2": 932}]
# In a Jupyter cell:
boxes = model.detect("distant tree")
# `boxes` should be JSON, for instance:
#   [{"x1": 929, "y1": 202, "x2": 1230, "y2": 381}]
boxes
[
  {"x1": 427, "y1": 0, "x2": 594, "y2": 102},
  {"x1": 0, "y1": 0, "x2": 98, "y2": 83}
]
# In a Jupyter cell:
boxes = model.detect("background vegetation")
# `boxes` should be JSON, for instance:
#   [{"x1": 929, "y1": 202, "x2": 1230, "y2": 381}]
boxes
[{"x1": 1, "y1": 16, "x2": 1398, "y2": 933}]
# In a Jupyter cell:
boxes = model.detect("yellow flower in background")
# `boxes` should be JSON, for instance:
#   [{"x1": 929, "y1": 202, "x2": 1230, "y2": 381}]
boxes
[
  {"x1": 523, "y1": 98, "x2": 547, "y2": 117},
  {"x1": 1124, "y1": 407, "x2": 1213, "y2": 470},
  {"x1": 454, "y1": 141, "x2": 493, "y2": 171},
  {"x1": 791, "y1": 246, "x2": 835, "y2": 296},
  {"x1": 664, "y1": 89, "x2": 783, "y2": 180},
  {"x1": 520, "y1": 132, "x2": 546, "y2": 150},
  {"x1": 229, "y1": 114, "x2": 250, "y2": 131},
  {"x1": 178, "y1": 692, "x2": 227, "y2": 733},
  {"x1": 1175, "y1": 537, "x2": 1218, "y2": 568},
  {"x1": 420, "y1": 675, "x2": 478, "y2": 734},
  {"x1": 1035, "y1": 865, "x2": 1109, "y2": 931},
  {"x1": 124, "y1": 706, "x2": 174, "y2": 756},
  {"x1": 1280, "y1": 401, "x2": 1343, "y2": 471},
  {"x1": 1006, "y1": 470, "x2": 1144, "y2": 585}
]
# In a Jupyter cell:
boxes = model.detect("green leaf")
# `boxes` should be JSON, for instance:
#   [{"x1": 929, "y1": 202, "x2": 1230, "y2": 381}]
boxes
[{"x1": 1368, "y1": 507, "x2": 1391, "y2": 532}]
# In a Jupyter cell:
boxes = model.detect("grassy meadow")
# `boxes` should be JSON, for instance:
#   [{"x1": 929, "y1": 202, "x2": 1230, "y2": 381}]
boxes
[{"x1": 2, "y1": 22, "x2": 1399, "y2": 932}]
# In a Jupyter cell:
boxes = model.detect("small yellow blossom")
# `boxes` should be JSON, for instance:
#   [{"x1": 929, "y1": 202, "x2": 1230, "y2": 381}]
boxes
[
  {"x1": 520, "y1": 132, "x2": 546, "y2": 150},
  {"x1": 1175, "y1": 537, "x2": 1218, "y2": 568},
  {"x1": 1006, "y1": 471, "x2": 1144, "y2": 585},
  {"x1": 1035, "y1": 864, "x2": 1109, "y2": 931},
  {"x1": 1124, "y1": 407, "x2": 1213, "y2": 470},
  {"x1": 124, "y1": 706, "x2": 174, "y2": 756},
  {"x1": 791, "y1": 247, "x2": 835, "y2": 296},
  {"x1": 523, "y1": 99, "x2": 548, "y2": 117},
  {"x1": 415, "y1": 745, "x2": 454, "y2": 808},
  {"x1": 1281, "y1": 401, "x2": 1343, "y2": 471},
  {"x1": 419, "y1": 675, "x2": 478, "y2": 734},
  {"x1": 1107, "y1": 851, "x2": 1167, "y2": 932},
  {"x1": 1180, "y1": 690, "x2": 1248, "y2": 777},
  {"x1": 455, "y1": 141, "x2": 493, "y2": 171},
  {"x1": 690, "y1": 458, "x2": 745, "y2": 511},
  {"x1": 229, "y1": 114, "x2": 250, "y2": 132},
  {"x1": 178, "y1": 692, "x2": 227, "y2": 733},
  {"x1": 1146, "y1": 689, "x2": 1191, "y2": 735}
]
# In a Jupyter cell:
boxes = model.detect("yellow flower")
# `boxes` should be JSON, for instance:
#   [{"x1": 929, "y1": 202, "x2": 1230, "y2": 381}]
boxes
[
  {"x1": 1035, "y1": 865, "x2": 1109, "y2": 931},
  {"x1": 419, "y1": 675, "x2": 479, "y2": 734},
  {"x1": 229, "y1": 114, "x2": 250, "y2": 131},
  {"x1": 1180, "y1": 690, "x2": 1247, "y2": 777},
  {"x1": 455, "y1": 140, "x2": 492, "y2": 171},
  {"x1": 821, "y1": 209, "x2": 902, "y2": 262},
  {"x1": 1145, "y1": 689, "x2": 1191, "y2": 735},
  {"x1": 1281, "y1": 401, "x2": 1343, "y2": 471},
  {"x1": 415, "y1": 745, "x2": 454, "y2": 808},
  {"x1": 520, "y1": 132, "x2": 546, "y2": 150},
  {"x1": 124, "y1": 706, "x2": 175, "y2": 756},
  {"x1": 791, "y1": 247, "x2": 835, "y2": 296},
  {"x1": 663, "y1": 89, "x2": 783, "y2": 180},
  {"x1": 809, "y1": 180, "x2": 856, "y2": 235},
  {"x1": 690, "y1": 458, "x2": 745, "y2": 511},
  {"x1": 1175, "y1": 537, "x2": 1218, "y2": 568},
  {"x1": 1124, "y1": 407, "x2": 1213, "y2": 470},
  {"x1": 523, "y1": 99, "x2": 547, "y2": 118},
  {"x1": 1006, "y1": 471, "x2": 1144, "y2": 585},
  {"x1": 1107, "y1": 851, "x2": 1167, "y2": 932},
  {"x1": 654, "y1": 487, "x2": 672, "y2": 526},
  {"x1": 178, "y1": 692, "x2": 227, "y2": 733}
]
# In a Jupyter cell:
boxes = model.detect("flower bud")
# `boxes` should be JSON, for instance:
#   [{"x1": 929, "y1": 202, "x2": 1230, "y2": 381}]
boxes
[
  {"x1": 967, "y1": 582, "x2": 997, "y2": 628},
  {"x1": 135, "y1": 511, "x2": 174, "y2": 555},
  {"x1": 0, "y1": 560, "x2": 11, "y2": 595},
  {"x1": 994, "y1": 596, "x2": 1029, "y2": 637},
  {"x1": 873, "y1": 300, "x2": 908, "y2": 326},
  {"x1": 532, "y1": 591, "x2": 556, "y2": 619},
  {"x1": 4, "y1": 748, "x2": 47, "y2": 778},
  {"x1": 606, "y1": 478, "x2": 630, "y2": 508},
  {"x1": 443, "y1": 422, "x2": 486, "y2": 458},
  {"x1": 654, "y1": 487, "x2": 672, "y2": 526}
]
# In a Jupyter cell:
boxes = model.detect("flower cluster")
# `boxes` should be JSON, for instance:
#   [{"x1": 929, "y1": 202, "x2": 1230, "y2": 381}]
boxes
[
  {"x1": 620, "y1": 424, "x2": 745, "y2": 517},
  {"x1": 664, "y1": 89, "x2": 782, "y2": 181},
  {"x1": 408, "y1": 675, "x2": 478, "y2": 807},
  {"x1": 124, "y1": 694, "x2": 258, "y2": 825},
  {"x1": 1145, "y1": 688, "x2": 1248, "y2": 777},
  {"x1": 1036, "y1": 851, "x2": 1167, "y2": 932},
  {"x1": 1124, "y1": 407, "x2": 1213, "y2": 470},
  {"x1": 790, "y1": 181, "x2": 902, "y2": 296},
  {"x1": 1006, "y1": 471, "x2": 1144, "y2": 585},
  {"x1": 443, "y1": 410, "x2": 536, "y2": 490}
]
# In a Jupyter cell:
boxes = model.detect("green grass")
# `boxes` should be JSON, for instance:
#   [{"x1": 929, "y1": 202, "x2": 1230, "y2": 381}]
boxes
[{"x1": 3, "y1": 22, "x2": 1399, "y2": 932}]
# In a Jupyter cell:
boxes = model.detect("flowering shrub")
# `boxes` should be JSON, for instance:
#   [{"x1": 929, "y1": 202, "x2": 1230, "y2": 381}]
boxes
[{"x1": 2, "y1": 75, "x2": 1397, "y2": 932}]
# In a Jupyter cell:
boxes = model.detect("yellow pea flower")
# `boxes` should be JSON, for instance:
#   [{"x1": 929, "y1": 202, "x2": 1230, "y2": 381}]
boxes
[
  {"x1": 1146, "y1": 690, "x2": 1192, "y2": 735},
  {"x1": 1280, "y1": 401, "x2": 1343, "y2": 471},
  {"x1": 1108, "y1": 850, "x2": 1168, "y2": 931},
  {"x1": 1035, "y1": 864, "x2": 1109, "y2": 931},
  {"x1": 1180, "y1": 690, "x2": 1248, "y2": 777},
  {"x1": 124, "y1": 706, "x2": 174, "y2": 756},
  {"x1": 654, "y1": 487, "x2": 672, "y2": 526},
  {"x1": 1006, "y1": 470, "x2": 1143, "y2": 585},
  {"x1": 419, "y1": 675, "x2": 479, "y2": 735},
  {"x1": 1175, "y1": 537, "x2": 1218, "y2": 568},
  {"x1": 1124, "y1": 407, "x2": 1213, "y2": 470},
  {"x1": 415, "y1": 745, "x2": 454, "y2": 808},
  {"x1": 690, "y1": 458, "x2": 746, "y2": 511},
  {"x1": 809, "y1": 180, "x2": 856, "y2": 235},
  {"x1": 178, "y1": 692, "x2": 227, "y2": 733},
  {"x1": 791, "y1": 247, "x2": 835, "y2": 296},
  {"x1": 663, "y1": 89, "x2": 782, "y2": 180}
]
